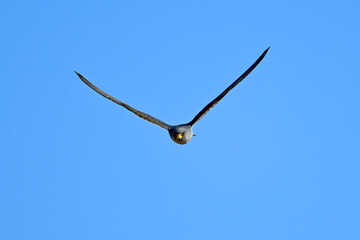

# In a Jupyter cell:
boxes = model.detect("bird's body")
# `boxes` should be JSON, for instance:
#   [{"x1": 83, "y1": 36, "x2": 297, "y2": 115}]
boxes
[
  {"x1": 75, "y1": 47, "x2": 269, "y2": 145},
  {"x1": 168, "y1": 125, "x2": 194, "y2": 145}
]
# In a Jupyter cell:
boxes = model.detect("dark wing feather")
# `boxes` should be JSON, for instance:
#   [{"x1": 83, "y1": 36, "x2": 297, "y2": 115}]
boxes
[
  {"x1": 188, "y1": 47, "x2": 270, "y2": 126},
  {"x1": 75, "y1": 71, "x2": 170, "y2": 130}
]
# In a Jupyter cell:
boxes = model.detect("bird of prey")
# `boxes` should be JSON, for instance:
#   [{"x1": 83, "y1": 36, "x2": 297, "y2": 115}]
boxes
[{"x1": 75, "y1": 47, "x2": 269, "y2": 145}]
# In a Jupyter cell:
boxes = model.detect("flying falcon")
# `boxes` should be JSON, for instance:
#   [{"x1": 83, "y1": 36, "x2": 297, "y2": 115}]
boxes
[{"x1": 75, "y1": 47, "x2": 269, "y2": 145}]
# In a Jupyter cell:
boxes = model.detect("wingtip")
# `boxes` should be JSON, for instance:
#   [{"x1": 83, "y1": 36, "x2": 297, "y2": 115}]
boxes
[
  {"x1": 74, "y1": 71, "x2": 82, "y2": 78},
  {"x1": 264, "y1": 46, "x2": 270, "y2": 54}
]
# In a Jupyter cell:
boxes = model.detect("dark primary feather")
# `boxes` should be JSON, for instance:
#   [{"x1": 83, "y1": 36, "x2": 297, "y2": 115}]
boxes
[
  {"x1": 74, "y1": 71, "x2": 170, "y2": 130},
  {"x1": 188, "y1": 47, "x2": 270, "y2": 126}
]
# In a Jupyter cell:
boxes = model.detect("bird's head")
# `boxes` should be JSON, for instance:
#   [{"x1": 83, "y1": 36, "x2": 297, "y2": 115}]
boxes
[{"x1": 168, "y1": 125, "x2": 195, "y2": 145}]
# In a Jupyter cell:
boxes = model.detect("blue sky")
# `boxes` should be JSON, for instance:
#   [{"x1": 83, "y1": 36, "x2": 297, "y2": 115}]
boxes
[{"x1": 1, "y1": 0, "x2": 359, "y2": 239}]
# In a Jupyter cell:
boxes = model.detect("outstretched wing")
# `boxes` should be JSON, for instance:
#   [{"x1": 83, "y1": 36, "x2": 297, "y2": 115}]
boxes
[
  {"x1": 75, "y1": 71, "x2": 170, "y2": 130},
  {"x1": 188, "y1": 47, "x2": 270, "y2": 126}
]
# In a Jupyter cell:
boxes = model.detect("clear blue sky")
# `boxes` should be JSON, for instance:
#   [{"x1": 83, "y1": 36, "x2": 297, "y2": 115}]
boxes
[{"x1": 1, "y1": 0, "x2": 359, "y2": 239}]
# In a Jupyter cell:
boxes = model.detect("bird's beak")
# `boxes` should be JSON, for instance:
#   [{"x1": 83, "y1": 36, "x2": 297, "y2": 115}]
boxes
[{"x1": 193, "y1": 134, "x2": 196, "y2": 137}]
